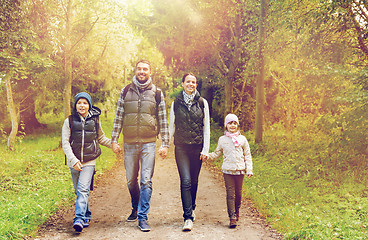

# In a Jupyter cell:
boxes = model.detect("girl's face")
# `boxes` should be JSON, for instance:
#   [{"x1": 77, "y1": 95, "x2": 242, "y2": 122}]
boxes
[
  {"x1": 226, "y1": 121, "x2": 238, "y2": 133},
  {"x1": 76, "y1": 98, "x2": 89, "y2": 117},
  {"x1": 182, "y1": 75, "x2": 197, "y2": 95}
]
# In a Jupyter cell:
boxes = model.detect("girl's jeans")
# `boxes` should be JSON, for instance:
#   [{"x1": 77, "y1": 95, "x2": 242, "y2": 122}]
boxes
[
  {"x1": 223, "y1": 173, "x2": 245, "y2": 220},
  {"x1": 70, "y1": 165, "x2": 95, "y2": 223},
  {"x1": 124, "y1": 142, "x2": 156, "y2": 221},
  {"x1": 175, "y1": 144, "x2": 203, "y2": 221}
]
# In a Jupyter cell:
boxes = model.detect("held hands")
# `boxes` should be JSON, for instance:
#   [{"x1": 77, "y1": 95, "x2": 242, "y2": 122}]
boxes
[
  {"x1": 112, "y1": 142, "x2": 121, "y2": 154},
  {"x1": 247, "y1": 174, "x2": 253, "y2": 179},
  {"x1": 200, "y1": 154, "x2": 208, "y2": 161},
  {"x1": 73, "y1": 161, "x2": 83, "y2": 172},
  {"x1": 158, "y1": 147, "x2": 169, "y2": 159}
]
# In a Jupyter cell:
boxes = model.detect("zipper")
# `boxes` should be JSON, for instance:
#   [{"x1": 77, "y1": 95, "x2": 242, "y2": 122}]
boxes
[{"x1": 81, "y1": 119, "x2": 85, "y2": 162}]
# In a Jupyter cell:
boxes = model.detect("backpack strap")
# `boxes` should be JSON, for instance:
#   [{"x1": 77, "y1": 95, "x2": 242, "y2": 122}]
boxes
[{"x1": 122, "y1": 83, "x2": 132, "y2": 99}]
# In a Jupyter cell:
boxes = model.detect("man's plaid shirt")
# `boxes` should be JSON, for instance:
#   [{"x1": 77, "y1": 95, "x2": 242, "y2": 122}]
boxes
[{"x1": 111, "y1": 86, "x2": 169, "y2": 148}]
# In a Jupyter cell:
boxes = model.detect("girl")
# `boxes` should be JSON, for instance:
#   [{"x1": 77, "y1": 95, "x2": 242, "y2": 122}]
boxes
[
  {"x1": 208, "y1": 113, "x2": 253, "y2": 228},
  {"x1": 169, "y1": 73, "x2": 210, "y2": 231},
  {"x1": 62, "y1": 92, "x2": 112, "y2": 233}
]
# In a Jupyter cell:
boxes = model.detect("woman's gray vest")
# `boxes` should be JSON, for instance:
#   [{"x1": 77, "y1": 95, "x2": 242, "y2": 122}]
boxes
[
  {"x1": 70, "y1": 109, "x2": 101, "y2": 163},
  {"x1": 174, "y1": 91, "x2": 204, "y2": 145},
  {"x1": 122, "y1": 83, "x2": 159, "y2": 143}
]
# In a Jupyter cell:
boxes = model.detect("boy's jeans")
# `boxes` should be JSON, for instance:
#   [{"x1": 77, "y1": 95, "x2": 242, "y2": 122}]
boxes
[
  {"x1": 124, "y1": 142, "x2": 156, "y2": 221},
  {"x1": 70, "y1": 165, "x2": 95, "y2": 223}
]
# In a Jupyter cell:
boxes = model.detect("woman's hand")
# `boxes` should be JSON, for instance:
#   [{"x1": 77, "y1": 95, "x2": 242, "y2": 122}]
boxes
[{"x1": 200, "y1": 154, "x2": 208, "y2": 161}]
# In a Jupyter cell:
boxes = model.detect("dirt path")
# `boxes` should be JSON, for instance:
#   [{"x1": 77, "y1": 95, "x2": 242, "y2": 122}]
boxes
[{"x1": 34, "y1": 147, "x2": 282, "y2": 240}]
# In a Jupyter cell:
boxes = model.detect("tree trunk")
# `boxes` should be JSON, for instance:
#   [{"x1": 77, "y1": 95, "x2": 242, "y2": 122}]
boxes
[
  {"x1": 255, "y1": 0, "x2": 267, "y2": 144},
  {"x1": 20, "y1": 95, "x2": 46, "y2": 133},
  {"x1": 63, "y1": 0, "x2": 73, "y2": 119},
  {"x1": 5, "y1": 74, "x2": 18, "y2": 151}
]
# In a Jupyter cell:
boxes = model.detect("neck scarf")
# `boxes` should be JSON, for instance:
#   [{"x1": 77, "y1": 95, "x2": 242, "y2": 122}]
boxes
[
  {"x1": 225, "y1": 131, "x2": 241, "y2": 147},
  {"x1": 133, "y1": 75, "x2": 152, "y2": 90},
  {"x1": 183, "y1": 90, "x2": 196, "y2": 110}
]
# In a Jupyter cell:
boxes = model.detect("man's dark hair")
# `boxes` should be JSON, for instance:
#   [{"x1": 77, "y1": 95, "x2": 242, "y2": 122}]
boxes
[
  {"x1": 182, "y1": 72, "x2": 196, "y2": 83},
  {"x1": 136, "y1": 59, "x2": 152, "y2": 71}
]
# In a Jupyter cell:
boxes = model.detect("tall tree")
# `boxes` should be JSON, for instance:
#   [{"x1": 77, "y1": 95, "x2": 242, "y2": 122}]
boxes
[{"x1": 255, "y1": 0, "x2": 267, "y2": 143}]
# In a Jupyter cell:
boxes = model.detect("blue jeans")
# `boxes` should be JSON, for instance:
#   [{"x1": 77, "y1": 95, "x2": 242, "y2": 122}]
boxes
[
  {"x1": 70, "y1": 165, "x2": 95, "y2": 223},
  {"x1": 175, "y1": 144, "x2": 203, "y2": 221},
  {"x1": 124, "y1": 142, "x2": 156, "y2": 221}
]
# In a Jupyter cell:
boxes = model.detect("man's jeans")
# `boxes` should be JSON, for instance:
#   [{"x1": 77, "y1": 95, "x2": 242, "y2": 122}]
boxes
[
  {"x1": 70, "y1": 165, "x2": 95, "y2": 223},
  {"x1": 124, "y1": 142, "x2": 156, "y2": 221},
  {"x1": 175, "y1": 144, "x2": 203, "y2": 221}
]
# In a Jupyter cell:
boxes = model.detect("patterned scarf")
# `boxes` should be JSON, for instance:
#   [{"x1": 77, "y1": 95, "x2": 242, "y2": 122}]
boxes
[
  {"x1": 133, "y1": 75, "x2": 152, "y2": 90},
  {"x1": 183, "y1": 90, "x2": 196, "y2": 110},
  {"x1": 225, "y1": 131, "x2": 241, "y2": 147}
]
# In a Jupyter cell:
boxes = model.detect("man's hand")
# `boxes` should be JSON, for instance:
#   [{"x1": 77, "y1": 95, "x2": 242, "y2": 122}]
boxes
[
  {"x1": 73, "y1": 161, "x2": 82, "y2": 172},
  {"x1": 158, "y1": 147, "x2": 169, "y2": 159},
  {"x1": 112, "y1": 142, "x2": 121, "y2": 154}
]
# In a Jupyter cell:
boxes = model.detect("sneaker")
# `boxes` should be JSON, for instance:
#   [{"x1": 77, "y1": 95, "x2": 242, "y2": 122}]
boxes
[
  {"x1": 183, "y1": 219, "x2": 193, "y2": 231},
  {"x1": 73, "y1": 220, "x2": 84, "y2": 232},
  {"x1": 229, "y1": 219, "x2": 237, "y2": 228},
  {"x1": 127, "y1": 209, "x2": 138, "y2": 222},
  {"x1": 83, "y1": 219, "x2": 90, "y2": 228},
  {"x1": 138, "y1": 219, "x2": 151, "y2": 232},
  {"x1": 192, "y1": 210, "x2": 196, "y2": 221}
]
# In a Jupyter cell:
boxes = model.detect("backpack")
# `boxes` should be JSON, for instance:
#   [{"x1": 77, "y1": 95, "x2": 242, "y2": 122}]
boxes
[{"x1": 122, "y1": 83, "x2": 162, "y2": 135}]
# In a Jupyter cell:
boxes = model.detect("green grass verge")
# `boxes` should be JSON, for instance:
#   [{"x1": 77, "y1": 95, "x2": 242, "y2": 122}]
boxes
[
  {"x1": 208, "y1": 124, "x2": 368, "y2": 239},
  {"x1": 0, "y1": 117, "x2": 117, "y2": 240}
]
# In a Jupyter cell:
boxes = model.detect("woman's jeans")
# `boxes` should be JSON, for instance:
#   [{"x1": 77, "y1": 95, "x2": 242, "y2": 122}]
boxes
[
  {"x1": 70, "y1": 165, "x2": 95, "y2": 223},
  {"x1": 124, "y1": 142, "x2": 156, "y2": 221},
  {"x1": 223, "y1": 173, "x2": 244, "y2": 220},
  {"x1": 175, "y1": 144, "x2": 203, "y2": 221}
]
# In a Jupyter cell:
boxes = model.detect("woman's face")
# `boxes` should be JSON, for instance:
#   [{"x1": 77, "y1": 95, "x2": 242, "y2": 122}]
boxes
[
  {"x1": 76, "y1": 98, "x2": 90, "y2": 117},
  {"x1": 226, "y1": 121, "x2": 238, "y2": 133},
  {"x1": 182, "y1": 75, "x2": 197, "y2": 95}
]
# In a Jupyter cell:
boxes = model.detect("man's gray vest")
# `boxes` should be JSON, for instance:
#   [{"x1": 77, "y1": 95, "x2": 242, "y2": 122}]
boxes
[{"x1": 122, "y1": 83, "x2": 159, "y2": 143}]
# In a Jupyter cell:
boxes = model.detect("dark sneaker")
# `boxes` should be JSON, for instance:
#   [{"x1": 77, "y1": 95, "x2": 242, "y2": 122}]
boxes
[
  {"x1": 73, "y1": 220, "x2": 84, "y2": 232},
  {"x1": 83, "y1": 219, "x2": 90, "y2": 228},
  {"x1": 127, "y1": 209, "x2": 138, "y2": 222},
  {"x1": 229, "y1": 219, "x2": 237, "y2": 228},
  {"x1": 138, "y1": 219, "x2": 151, "y2": 232}
]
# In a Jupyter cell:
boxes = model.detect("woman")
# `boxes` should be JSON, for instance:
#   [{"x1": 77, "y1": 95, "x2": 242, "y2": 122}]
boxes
[{"x1": 169, "y1": 73, "x2": 210, "y2": 231}]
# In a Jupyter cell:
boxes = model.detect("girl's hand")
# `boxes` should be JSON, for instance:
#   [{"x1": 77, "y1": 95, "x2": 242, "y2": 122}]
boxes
[
  {"x1": 73, "y1": 161, "x2": 82, "y2": 172},
  {"x1": 247, "y1": 174, "x2": 253, "y2": 179}
]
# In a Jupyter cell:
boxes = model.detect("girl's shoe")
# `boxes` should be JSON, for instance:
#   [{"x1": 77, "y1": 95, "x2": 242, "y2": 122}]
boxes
[{"x1": 229, "y1": 219, "x2": 237, "y2": 228}]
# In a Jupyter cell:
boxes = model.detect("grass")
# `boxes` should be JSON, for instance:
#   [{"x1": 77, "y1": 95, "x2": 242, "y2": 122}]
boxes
[
  {"x1": 208, "y1": 122, "x2": 368, "y2": 239},
  {"x1": 0, "y1": 116, "x2": 117, "y2": 240}
]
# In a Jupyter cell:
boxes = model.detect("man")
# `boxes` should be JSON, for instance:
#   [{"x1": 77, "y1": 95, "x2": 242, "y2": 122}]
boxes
[{"x1": 112, "y1": 60, "x2": 169, "y2": 232}]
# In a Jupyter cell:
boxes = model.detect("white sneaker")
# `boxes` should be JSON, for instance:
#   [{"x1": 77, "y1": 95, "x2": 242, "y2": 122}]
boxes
[
  {"x1": 183, "y1": 219, "x2": 193, "y2": 231},
  {"x1": 192, "y1": 210, "x2": 196, "y2": 221}
]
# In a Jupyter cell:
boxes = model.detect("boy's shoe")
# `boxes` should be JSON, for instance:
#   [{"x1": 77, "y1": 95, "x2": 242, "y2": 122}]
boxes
[
  {"x1": 127, "y1": 209, "x2": 138, "y2": 222},
  {"x1": 183, "y1": 219, "x2": 193, "y2": 231},
  {"x1": 229, "y1": 219, "x2": 237, "y2": 228},
  {"x1": 138, "y1": 219, "x2": 151, "y2": 232},
  {"x1": 73, "y1": 220, "x2": 84, "y2": 232},
  {"x1": 192, "y1": 210, "x2": 196, "y2": 221},
  {"x1": 83, "y1": 219, "x2": 90, "y2": 228}
]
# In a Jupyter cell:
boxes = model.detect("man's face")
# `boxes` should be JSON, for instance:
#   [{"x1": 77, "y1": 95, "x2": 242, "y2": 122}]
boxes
[{"x1": 135, "y1": 62, "x2": 151, "y2": 83}]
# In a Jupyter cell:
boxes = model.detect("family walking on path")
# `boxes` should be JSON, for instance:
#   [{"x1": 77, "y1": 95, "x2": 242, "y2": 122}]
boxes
[{"x1": 60, "y1": 59, "x2": 261, "y2": 237}]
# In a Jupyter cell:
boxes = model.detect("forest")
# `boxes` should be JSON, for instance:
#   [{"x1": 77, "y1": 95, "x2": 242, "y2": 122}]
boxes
[{"x1": 1, "y1": 0, "x2": 368, "y2": 239}]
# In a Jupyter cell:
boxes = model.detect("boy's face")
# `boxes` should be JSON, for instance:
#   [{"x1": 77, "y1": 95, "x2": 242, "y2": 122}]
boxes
[
  {"x1": 226, "y1": 121, "x2": 238, "y2": 133},
  {"x1": 76, "y1": 98, "x2": 89, "y2": 117}
]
